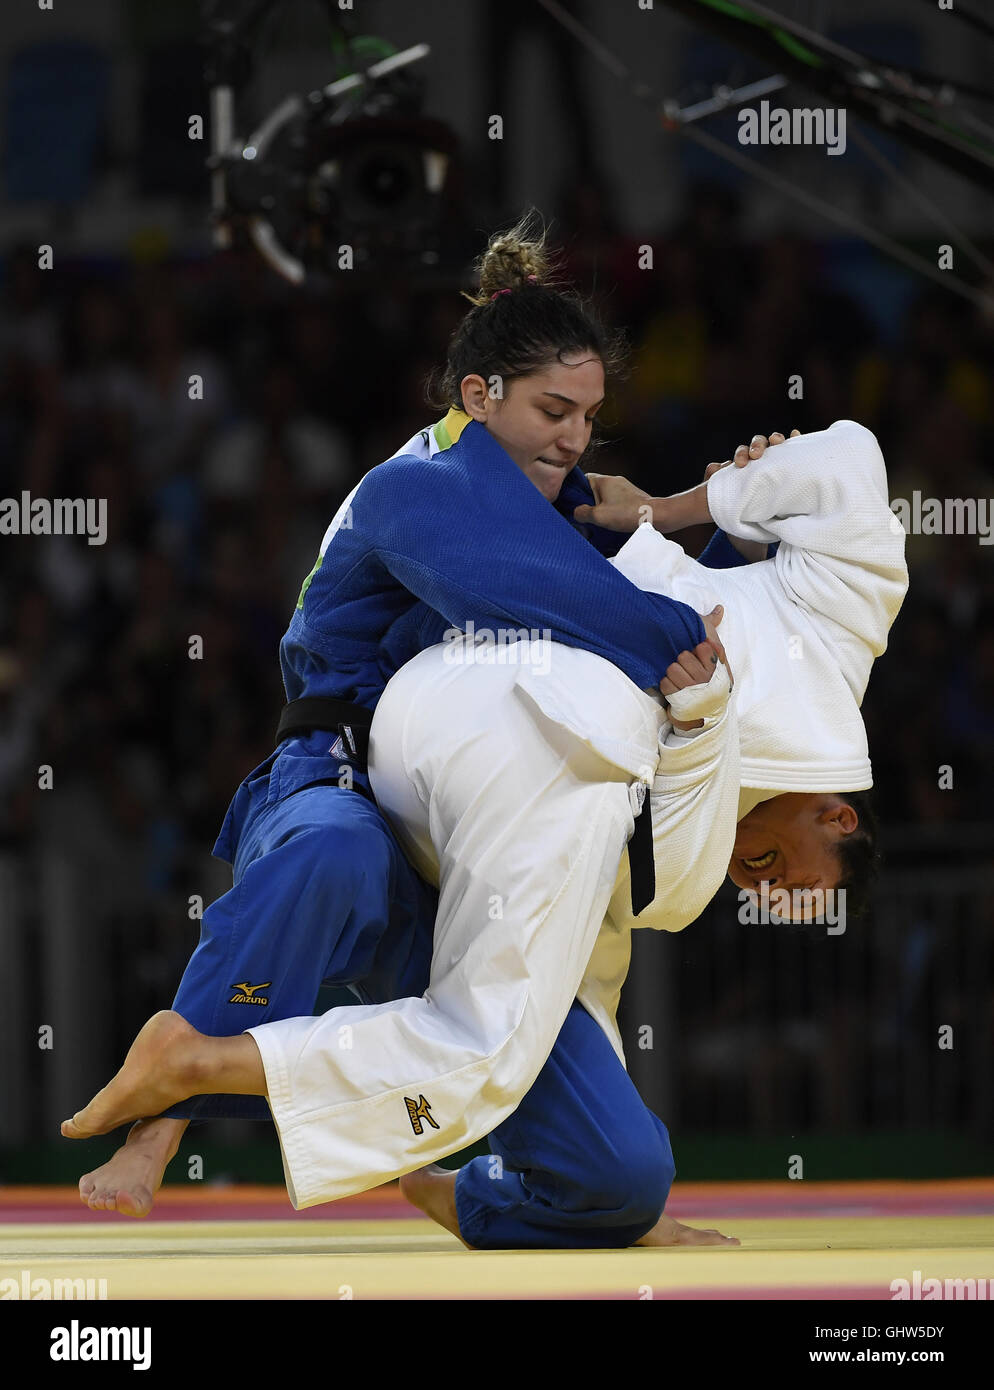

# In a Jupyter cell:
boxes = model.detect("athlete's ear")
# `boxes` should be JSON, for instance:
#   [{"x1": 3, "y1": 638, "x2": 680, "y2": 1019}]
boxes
[
  {"x1": 819, "y1": 800, "x2": 859, "y2": 836},
  {"x1": 459, "y1": 373, "x2": 491, "y2": 421}
]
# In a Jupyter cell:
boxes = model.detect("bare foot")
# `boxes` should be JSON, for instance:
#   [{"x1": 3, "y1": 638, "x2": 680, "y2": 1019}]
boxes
[
  {"x1": 635, "y1": 1211, "x2": 740, "y2": 1247},
  {"x1": 399, "y1": 1164, "x2": 475, "y2": 1249},
  {"x1": 78, "y1": 1117, "x2": 188, "y2": 1218},
  {"x1": 61, "y1": 1012, "x2": 205, "y2": 1139}
]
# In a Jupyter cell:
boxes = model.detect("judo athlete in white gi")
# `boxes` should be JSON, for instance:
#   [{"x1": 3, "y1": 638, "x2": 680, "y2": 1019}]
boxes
[{"x1": 64, "y1": 417, "x2": 906, "y2": 1251}]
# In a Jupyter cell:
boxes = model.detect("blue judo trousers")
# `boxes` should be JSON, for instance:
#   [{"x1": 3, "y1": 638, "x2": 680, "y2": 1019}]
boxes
[{"x1": 169, "y1": 412, "x2": 745, "y2": 1248}]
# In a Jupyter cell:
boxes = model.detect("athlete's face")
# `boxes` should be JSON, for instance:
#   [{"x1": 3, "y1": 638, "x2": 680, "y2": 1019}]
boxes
[
  {"x1": 726, "y1": 792, "x2": 859, "y2": 921},
  {"x1": 460, "y1": 353, "x2": 605, "y2": 501}
]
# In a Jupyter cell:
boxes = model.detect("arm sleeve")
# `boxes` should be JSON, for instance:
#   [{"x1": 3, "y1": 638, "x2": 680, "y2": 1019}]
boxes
[
  {"x1": 705, "y1": 420, "x2": 908, "y2": 657},
  {"x1": 359, "y1": 450, "x2": 707, "y2": 691},
  {"x1": 606, "y1": 700, "x2": 741, "y2": 935}
]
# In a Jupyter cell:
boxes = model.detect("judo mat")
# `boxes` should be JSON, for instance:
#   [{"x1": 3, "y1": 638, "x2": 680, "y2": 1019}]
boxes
[{"x1": 2, "y1": 1179, "x2": 992, "y2": 1300}]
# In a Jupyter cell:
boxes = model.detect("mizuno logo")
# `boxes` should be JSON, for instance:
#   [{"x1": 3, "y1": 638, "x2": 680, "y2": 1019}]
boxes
[
  {"x1": 404, "y1": 1094, "x2": 439, "y2": 1134},
  {"x1": 229, "y1": 982, "x2": 271, "y2": 1005}
]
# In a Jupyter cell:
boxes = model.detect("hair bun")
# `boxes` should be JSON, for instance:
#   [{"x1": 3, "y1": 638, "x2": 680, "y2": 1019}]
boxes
[{"x1": 469, "y1": 209, "x2": 552, "y2": 306}]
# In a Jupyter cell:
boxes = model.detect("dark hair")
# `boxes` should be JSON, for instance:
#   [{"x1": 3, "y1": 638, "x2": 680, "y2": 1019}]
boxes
[
  {"x1": 834, "y1": 790, "x2": 880, "y2": 919},
  {"x1": 425, "y1": 209, "x2": 629, "y2": 418}
]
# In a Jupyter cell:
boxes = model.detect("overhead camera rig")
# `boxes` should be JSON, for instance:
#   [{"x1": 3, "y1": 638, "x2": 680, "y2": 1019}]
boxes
[
  {"x1": 202, "y1": 0, "x2": 458, "y2": 284},
  {"x1": 537, "y1": 0, "x2": 994, "y2": 313},
  {"x1": 656, "y1": 0, "x2": 994, "y2": 195}
]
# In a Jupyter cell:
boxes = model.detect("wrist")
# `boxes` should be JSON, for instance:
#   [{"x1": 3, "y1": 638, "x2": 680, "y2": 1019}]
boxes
[
  {"x1": 668, "y1": 714, "x2": 704, "y2": 731},
  {"x1": 651, "y1": 481, "x2": 713, "y2": 532}
]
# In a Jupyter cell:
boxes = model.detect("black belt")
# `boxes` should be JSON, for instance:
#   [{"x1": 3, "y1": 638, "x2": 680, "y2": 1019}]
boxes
[
  {"x1": 275, "y1": 697, "x2": 372, "y2": 771},
  {"x1": 275, "y1": 695, "x2": 654, "y2": 915},
  {"x1": 628, "y1": 787, "x2": 654, "y2": 918}
]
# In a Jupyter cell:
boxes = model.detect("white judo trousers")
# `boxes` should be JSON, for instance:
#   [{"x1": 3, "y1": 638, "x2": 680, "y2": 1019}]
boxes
[{"x1": 249, "y1": 639, "x2": 738, "y2": 1208}]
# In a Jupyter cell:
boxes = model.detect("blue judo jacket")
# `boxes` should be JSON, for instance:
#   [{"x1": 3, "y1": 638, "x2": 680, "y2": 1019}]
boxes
[
  {"x1": 214, "y1": 414, "x2": 739, "y2": 864},
  {"x1": 280, "y1": 415, "x2": 705, "y2": 709}
]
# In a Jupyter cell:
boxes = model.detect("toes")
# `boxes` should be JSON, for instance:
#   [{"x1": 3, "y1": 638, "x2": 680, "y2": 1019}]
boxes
[
  {"x1": 78, "y1": 1159, "x2": 157, "y2": 1218},
  {"x1": 119, "y1": 1187, "x2": 152, "y2": 1219}
]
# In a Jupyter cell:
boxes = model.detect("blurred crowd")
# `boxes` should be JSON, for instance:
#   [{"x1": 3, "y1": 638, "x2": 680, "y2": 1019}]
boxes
[{"x1": 2, "y1": 187, "x2": 993, "y2": 955}]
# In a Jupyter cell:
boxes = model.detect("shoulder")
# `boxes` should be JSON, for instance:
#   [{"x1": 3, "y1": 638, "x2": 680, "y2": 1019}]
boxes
[
  {"x1": 359, "y1": 445, "x2": 467, "y2": 506},
  {"x1": 360, "y1": 451, "x2": 438, "y2": 493}
]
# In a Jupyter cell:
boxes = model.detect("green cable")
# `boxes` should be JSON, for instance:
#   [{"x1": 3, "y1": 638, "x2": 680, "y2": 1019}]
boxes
[
  {"x1": 771, "y1": 30, "x2": 825, "y2": 68},
  {"x1": 691, "y1": 0, "x2": 831, "y2": 69}
]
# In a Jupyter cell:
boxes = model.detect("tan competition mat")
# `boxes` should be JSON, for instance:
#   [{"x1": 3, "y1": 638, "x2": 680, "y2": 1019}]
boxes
[{"x1": 1, "y1": 1180, "x2": 992, "y2": 1300}]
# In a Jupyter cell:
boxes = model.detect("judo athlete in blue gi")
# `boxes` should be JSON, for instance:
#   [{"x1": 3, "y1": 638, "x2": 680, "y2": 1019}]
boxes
[{"x1": 66, "y1": 223, "x2": 750, "y2": 1247}]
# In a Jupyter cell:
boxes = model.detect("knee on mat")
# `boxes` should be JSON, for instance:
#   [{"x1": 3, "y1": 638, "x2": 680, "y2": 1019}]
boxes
[{"x1": 587, "y1": 1132, "x2": 675, "y2": 1229}]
